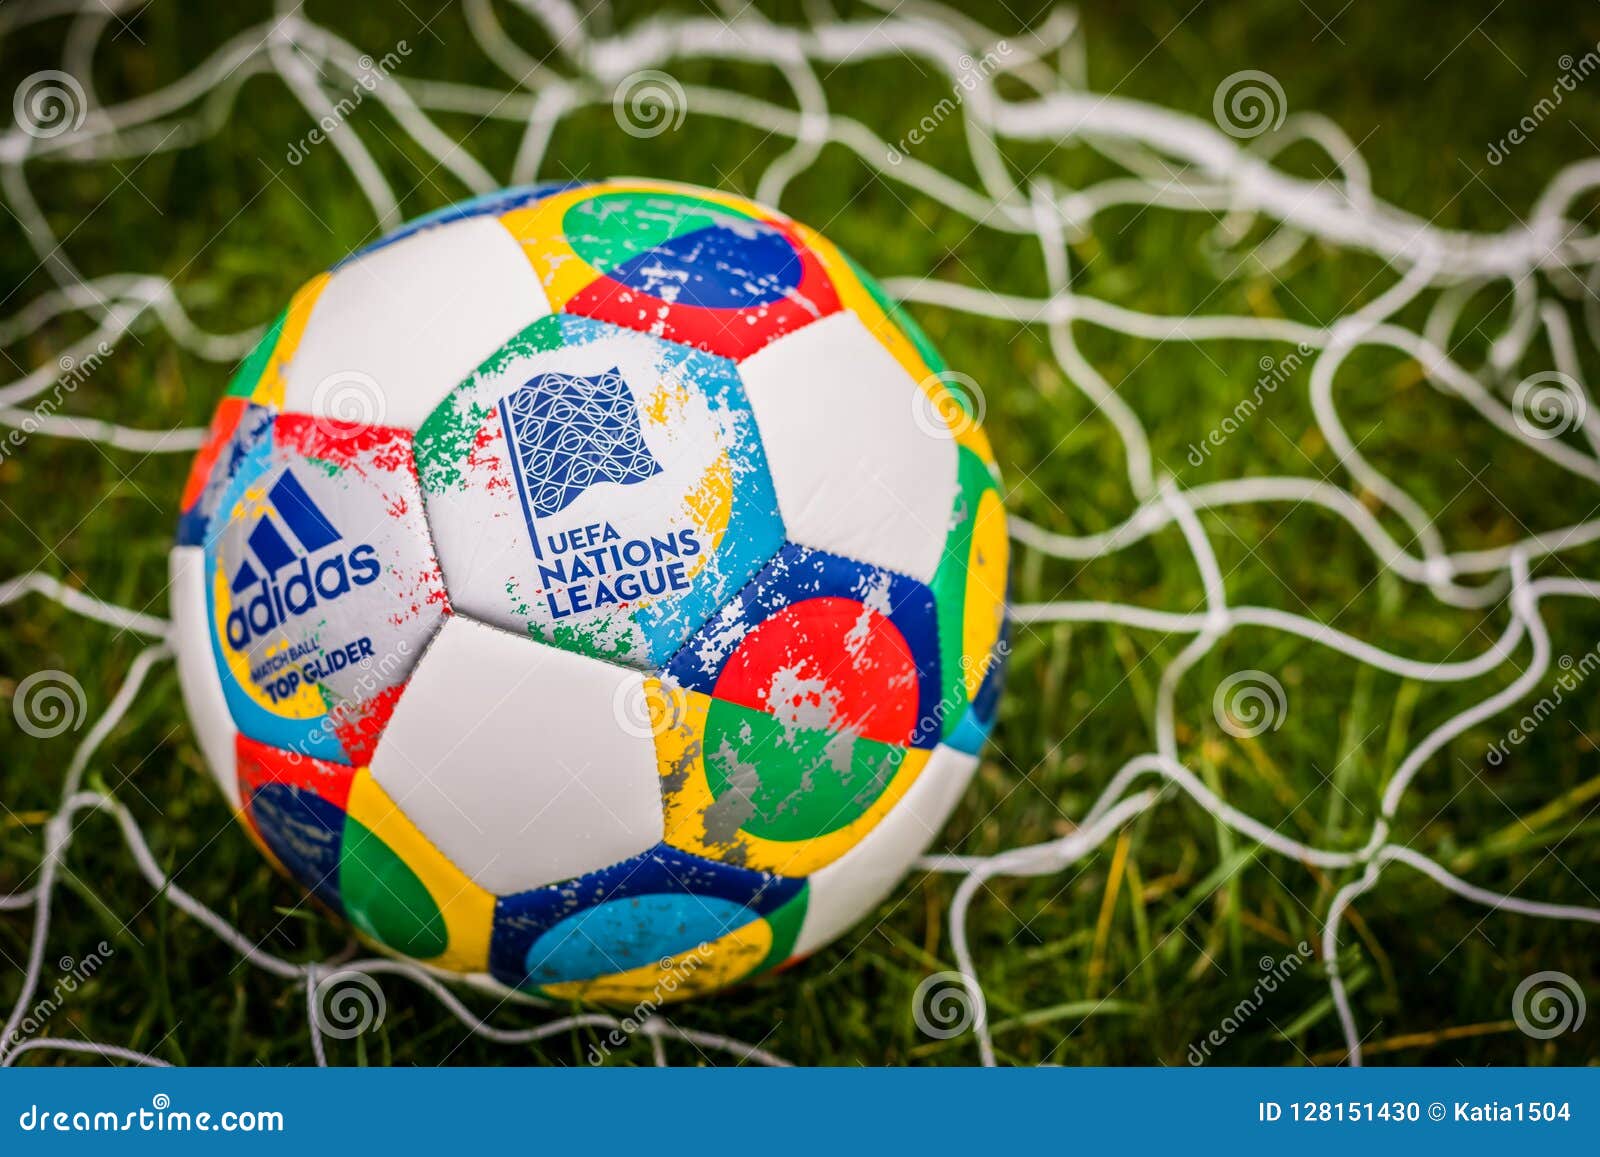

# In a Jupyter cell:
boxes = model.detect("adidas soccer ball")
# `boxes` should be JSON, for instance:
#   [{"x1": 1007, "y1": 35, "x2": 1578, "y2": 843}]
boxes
[{"x1": 171, "y1": 180, "x2": 1009, "y2": 1002}]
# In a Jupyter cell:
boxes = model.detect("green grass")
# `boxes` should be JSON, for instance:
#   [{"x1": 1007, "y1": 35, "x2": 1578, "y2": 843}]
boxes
[{"x1": 2, "y1": 0, "x2": 1599, "y2": 1066}]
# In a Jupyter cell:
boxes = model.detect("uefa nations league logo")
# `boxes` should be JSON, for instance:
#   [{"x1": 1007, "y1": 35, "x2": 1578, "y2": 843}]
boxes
[{"x1": 499, "y1": 366, "x2": 664, "y2": 548}]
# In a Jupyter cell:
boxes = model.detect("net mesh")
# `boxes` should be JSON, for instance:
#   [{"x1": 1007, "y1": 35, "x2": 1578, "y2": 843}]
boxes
[{"x1": 3, "y1": 0, "x2": 1599, "y2": 1067}]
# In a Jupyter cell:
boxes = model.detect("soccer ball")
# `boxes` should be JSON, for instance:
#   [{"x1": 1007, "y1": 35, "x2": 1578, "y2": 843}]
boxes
[{"x1": 171, "y1": 180, "x2": 1009, "y2": 1003}]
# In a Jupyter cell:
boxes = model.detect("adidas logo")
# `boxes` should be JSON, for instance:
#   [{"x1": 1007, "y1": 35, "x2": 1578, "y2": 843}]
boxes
[{"x1": 223, "y1": 469, "x2": 380, "y2": 651}]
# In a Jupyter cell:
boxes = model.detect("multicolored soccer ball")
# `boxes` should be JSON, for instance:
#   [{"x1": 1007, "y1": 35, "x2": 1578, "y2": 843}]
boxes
[{"x1": 171, "y1": 180, "x2": 1009, "y2": 1002}]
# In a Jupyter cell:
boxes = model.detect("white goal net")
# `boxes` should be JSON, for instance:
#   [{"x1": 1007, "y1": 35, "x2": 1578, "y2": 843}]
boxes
[{"x1": 2, "y1": 0, "x2": 1598, "y2": 1067}]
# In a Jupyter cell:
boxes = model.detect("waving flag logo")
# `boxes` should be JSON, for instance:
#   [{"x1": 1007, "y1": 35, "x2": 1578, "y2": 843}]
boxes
[{"x1": 499, "y1": 367, "x2": 662, "y2": 556}]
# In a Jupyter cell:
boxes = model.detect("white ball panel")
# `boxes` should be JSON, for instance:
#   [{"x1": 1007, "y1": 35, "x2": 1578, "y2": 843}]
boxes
[
  {"x1": 368, "y1": 613, "x2": 664, "y2": 893},
  {"x1": 737, "y1": 311, "x2": 957, "y2": 582},
  {"x1": 793, "y1": 743, "x2": 978, "y2": 958},
  {"x1": 169, "y1": 546, "x2": 240, "y2": 809},
  {"x1": 281, "y1": 217, "x2": 550, "y2": 431}
]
